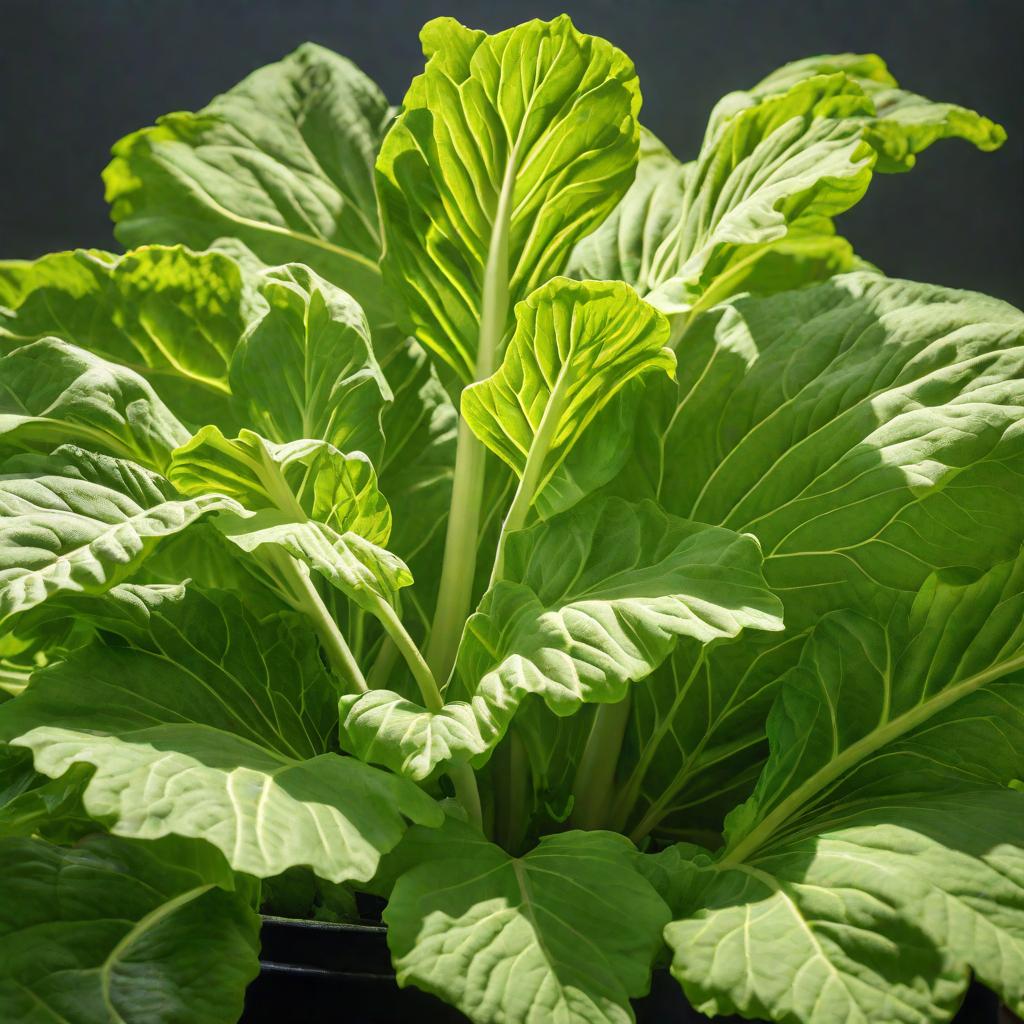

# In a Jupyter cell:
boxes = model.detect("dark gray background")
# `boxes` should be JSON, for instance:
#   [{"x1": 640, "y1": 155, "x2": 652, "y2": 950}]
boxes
[{"x1": 2, "y1": 0, "x2": 1021, "y2": 305}]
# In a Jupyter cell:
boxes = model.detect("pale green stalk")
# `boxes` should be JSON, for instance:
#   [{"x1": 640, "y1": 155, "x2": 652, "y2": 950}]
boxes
[{"x1": 569, "y1": 695, "x2": 632, "y2": 830}]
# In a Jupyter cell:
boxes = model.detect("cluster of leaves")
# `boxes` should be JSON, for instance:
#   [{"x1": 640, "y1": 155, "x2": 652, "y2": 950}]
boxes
[{"x1": 1, "y1": 15, "x2": 1021, "y2": 1024}]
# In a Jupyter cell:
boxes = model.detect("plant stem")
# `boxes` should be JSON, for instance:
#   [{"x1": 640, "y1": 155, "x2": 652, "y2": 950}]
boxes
[
  {"x1": 371, "y1": 595, "x2": 484, "y2": 829},
  {"x1": 488, "y1": 366, "x2": 570, "y2": 586},
  {"x1": 366, "y1": 637, "x2": 399, "y2": 690},
  {"x1": 569, "y1": 695, "x2": 632, "y2": 830},
  {"x1": 425, "y1": 156, "x2": 517, "y2": 683},
  {"x1": 268, "y1": 548, "x2": 366, "y2": 693}
]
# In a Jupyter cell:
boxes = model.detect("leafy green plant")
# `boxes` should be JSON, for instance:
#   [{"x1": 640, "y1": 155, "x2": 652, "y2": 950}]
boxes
[{"x1": 1, "y1": 15, "x2": 1021, "y2": 1024}]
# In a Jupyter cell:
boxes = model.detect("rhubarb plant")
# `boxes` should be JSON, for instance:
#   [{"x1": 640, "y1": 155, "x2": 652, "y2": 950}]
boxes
[{"x1": 0, "y1": 15, "x2": 1021, "y2": 1024}]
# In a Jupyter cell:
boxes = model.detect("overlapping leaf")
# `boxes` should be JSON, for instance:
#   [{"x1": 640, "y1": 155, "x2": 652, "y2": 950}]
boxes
[
  {"x1": 340, "y1": 497, "x2": 782, "y2": 779},
  {"x1": 0, "y1": 586, "x2": 442, "y2": 882},
  {"x1": 594, "y1": 273, "x2": 1024, "y2": 840},
  {"x1": 0, "y1": 445, "x2": 238, "y2": 627},
  {"x1": 0, "y1": 338, "x2": 189, "y2": 470},
  {"x1": 658, "y1": 550, "x2": 1024, "y2": 1023},
  {"x1": 462, "y1": 277, "x2": 674, "y2": 516},
  {"x1": 103, "y1": 43, "x2": 393, "y2": 332},
  {"x1": 0, "y1": 246, "x2": 250, "y2": 429},
  {"x1": 376, "y1": 15, "x2": 641, "y2": 382},
  {"x1": 385, "y1": 820, "x2": 669, "y2": 1024},
  {"x1": 0, "y1": 834, "x2": 260, "y2": 1024},
  {"x1": 229, "y1": 263, "x2": 390, "y2": 461}
]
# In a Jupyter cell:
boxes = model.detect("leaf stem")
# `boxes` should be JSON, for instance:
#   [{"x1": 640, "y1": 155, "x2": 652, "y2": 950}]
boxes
[
  {"x1": 425, "y1": 155, "x2": 517, "y2": 682},
  {"x1": 268, "y1": 548, "x2": 366, "y2": 693},
  {"x1": 569, "y1": 695, "x2": 632, "y2": 830}
]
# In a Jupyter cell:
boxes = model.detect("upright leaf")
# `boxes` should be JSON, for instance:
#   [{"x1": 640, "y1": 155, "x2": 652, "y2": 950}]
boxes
[
  {"x1": 0, "y1": 338, "x2": 189, "y2": 470},
  {"x1": 0, "y1": 834, "x2": 260, "y2": 1024},
  {"x1": 0, "y1": 246, "x2": 250, "y2": 430},
  {"x1": 229, "y1": 263, "x2": 391, "y2": 461},
  {"x1": 385, "y1": 821, "x2": 669, "y2": 1024},
  {"x1": 462, "y1": 277, "x2": 674, "y2": 518},
  {"x1": 0, "y1": 586, "x2": 442, "y2": 882},
  {"x1": 376, "y1": 15, "x2": 641, "y2": 382},
  {"x1": 103, "y1": 43, "x2": 393, "y2": 332}
]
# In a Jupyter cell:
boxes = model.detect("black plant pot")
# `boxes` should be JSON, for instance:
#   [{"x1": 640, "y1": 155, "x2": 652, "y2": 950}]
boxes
[{"x1": 242, "y1": 915, "x2": 1003, "y2": 1024}]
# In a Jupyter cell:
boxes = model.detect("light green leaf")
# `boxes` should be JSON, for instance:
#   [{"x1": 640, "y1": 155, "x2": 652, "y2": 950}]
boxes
[
  {"x1": 385, "y1": 822, "x2": 670, "y2": 1024},
  {"x1": 376, "y1": 14, "x2": 641, "y2": 383},
  {"x1": 0, "y1": 445, "x2": 237, "y2": 628},
  {"x1": 339, "y1": 497, "x2": 782, "y2": 779},
  {"x1": 103, "y1": 43, "x2": 393, "y2": 332},
  {"x1": 0, "y1": 833, "x2": 259, "y2": 1024},
  {"x1": 0, "y1": 586, "x2": 442, "y2": 882},
  {"x1": 0, "y1": 338, "x2": 189, "y2": 471},
  {"x1": 570, "y1": 62, "x2": 1003, "y2": 319},
  {"x1": 0, "y1": 246, "x2": 249, "y2": 431},
  {"x1": 169, "y1": 426, "x2": 391, "y2": 544},
  {"x1": 604, "y1": 273, "x2": 1024, "y2": 840},
  {"x1": 229, "y1": 263, "x2": 390, "y2": 461},
  {"x1": 660, "y1": 552, "x2": 1024, "y2": 1023},
  {"x1": 462, "y1": 277, "x2": 674, "y2": 515}
]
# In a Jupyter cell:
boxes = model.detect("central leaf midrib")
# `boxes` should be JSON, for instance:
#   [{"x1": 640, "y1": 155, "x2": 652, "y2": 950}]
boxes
[{"x1": 720, "y1": 651, "x2": 1024, "y2": 866}]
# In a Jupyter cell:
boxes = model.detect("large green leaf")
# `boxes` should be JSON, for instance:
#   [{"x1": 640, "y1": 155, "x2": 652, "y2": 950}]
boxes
[
  {"x1": 606, "y1": 273, "x2": 1024, "y2": 840},
  {"x1": 103, "y1": 43, "x2": 393, "y2": 332},
  {"x1": 0, "y1": 833, "x2": 260, "y2": 1024},
  {"x1": 229, "y1": 263, "x2": 390, "y2": 461},
  {"x1": 462, "y1": 277, "x2": 674, "y2": 517},
  {"x1": 339, "y1": 497, "x2": 782, "y2": 779},
  {"x1": 569, "y1": 59, "x2": 1003, "y2": 319},
  {"x1": 0, "y1": 586, "x2": 442, "y2": 882},
  {"x1": 0, "y1": 338, "x2": 189, "y2": 471},
  {"x1": 658, "y1": 551, "x2": 1024, "y2": 1023},
  {"x1": 0, "y1": 445, "x2": 237, "y2": 628},
  {"x1": 376, "y1": 15, "x2": 641, "y2": 383},
  {"x1": 0, "y1": 246, "x2": 250, "y2": 430},
  {"x1": 385, "y1": 820, "x2": 669, "y2": 1024}
]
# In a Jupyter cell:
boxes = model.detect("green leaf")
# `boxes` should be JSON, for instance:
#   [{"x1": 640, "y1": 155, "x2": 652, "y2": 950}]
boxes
[
  {"x1": 385, "y1": 822, "x2": 670, "y2": 1024},
  {"x1": 339, "y1": 497, "x2": 782, "y2": 779},
  {"x1": 0, "y1": 338, "x2": 189, "y2": 471},
  {"x1": 169, "y1": 426, "x2": 391, "y2": 544},
  {"x1": 659, "y1": 552, "x2": 1024, "y2": 1023},
  {"x1": 0, "y1": 586, "x2": 442, "y2": 882},
  {"x1": 570, "y1": 62, "x2": 1003, "y2": 318},
  {"x1": 103, "y1": 43, "x2": 393, "y2": 332},
  {"x1": 229, "y1": 263, "x2": 390, "y2": 461},
  {"x1": 462, "y1": 277, "x2": 674, "y2": 515},
  {"x1": 0, "y1": 445, "x2": 237, "y2": 628},
  {"x1": 0, "y1": 246, "x2": 250, "y2": 431},
  {"x1": 0, "y1": 833, "x2": 259, "y2": 1023},
  {"x1": 606, "y1": 273, "x2": 1024, "y2": 840},
  {"x1": 376, "y1": 14, "x2": 641, "y2": 382}
]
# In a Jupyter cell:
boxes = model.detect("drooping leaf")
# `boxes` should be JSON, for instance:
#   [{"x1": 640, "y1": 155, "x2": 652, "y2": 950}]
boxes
[
  {"x1": 0, "y1": 445, "x2": 237, "y2": 628},
  {"x1": 0, "y1": 833, "x2": 260, "y2": 1024},
  {"x1": 659, "y1": 551, "x2": 1024, "y2": 1023},
  {"x1": 0, "y1": 338, "x2": 189, "y2": 470},
  {"x1": 606, "y1": 273, "x2": 1024, "y2": 840},
  {"x1": 0, "y1": 586, "x2": 442, "y2": 883},
  {"x1": 385, "y1": 820, "x2": 670, "y2": 1024},
  {"x1": 340, "y1": 497, "x2": 782, "y2": 779},
  {"x1": 376, "y1": 14, "x2": 642, "y2": 382},
  {"x1": 462, "y1": 277, "x2": 674, "y2": 516},
  {"x1": 0, "y1": 246, "x2": 250, "y2": 430},
  {"x1": 229, "y1": 263, "x2": 391, "y2": 461},
  {"x1": 103, "y1": 43, "x2": 393, "y2": 332}
]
